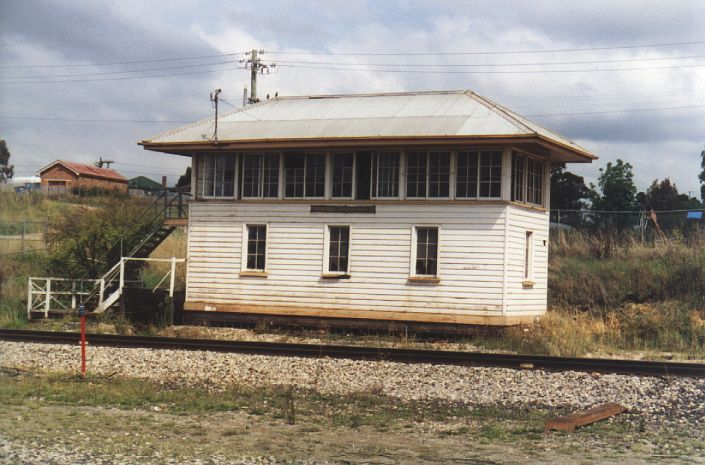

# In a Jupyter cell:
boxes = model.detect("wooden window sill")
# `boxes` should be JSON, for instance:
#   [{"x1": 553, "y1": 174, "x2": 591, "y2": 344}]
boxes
[
  {"x1": 522, "y1": 280, "x2": 535, "y2": 289},
  {"x1": 240, "y1": 271, "x2": 268, "y2": 278},
  {"x1": 408, "y1": 276, "x2": 441, "y2": 284},
  {"x1": 321, "y1": 273, "x2": 351, "y2": 279}
]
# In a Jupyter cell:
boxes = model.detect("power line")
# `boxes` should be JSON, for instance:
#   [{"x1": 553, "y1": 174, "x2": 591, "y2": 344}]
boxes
[
  {"x1": 3, "y1": 39, "x2": 705, "y2": 70},
  {"x1": 1, "y1": 59, "x2": 243, "y2": 80},
  {"x1": 0, "y1": 64, "x2": 247, "y2": 84},
  {"x1": 525, "y1": 104, "x2": 705, "y2": 117},
  {"x1": 273, "y1": 54, "x2": 705, "y2": 68},
  {"x1": 0, "y1": 116, "x2": 192, "y2": 123},
  {"x1": 219, "y1": 98, "x2": 262, "y2": 121},
  {"x1": 277, "y1": 62, "x2": 705, "y2": 74},
  {"x1": 267, "y1": 40, "x2": 705, "y2": 56},
  {"x1": 1, "y1": 52, "x2": 245, "y2": 69}
]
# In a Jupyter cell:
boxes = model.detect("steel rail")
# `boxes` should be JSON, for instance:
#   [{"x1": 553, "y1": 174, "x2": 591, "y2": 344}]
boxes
[{"x1": 1, "y1": 329, "x2": 703, "y2": 378}]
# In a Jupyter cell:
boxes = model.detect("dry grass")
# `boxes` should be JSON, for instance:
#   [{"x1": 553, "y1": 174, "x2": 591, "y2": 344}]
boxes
[
  {"x1": 549, "y1": 228, "x2": 705, "y2": 309},
  {"x1": 142, "y1": 228, "x2": 188, "y2": 290},
  {"x1": 498, "y1": 304, "x2": 705, "y2": 358}
]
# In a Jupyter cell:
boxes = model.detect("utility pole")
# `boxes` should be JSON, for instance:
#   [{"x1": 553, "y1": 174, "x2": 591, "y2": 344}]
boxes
[
  {"x1": 250, "y1": 49, "x2": 259, "y2": 103},
  {"x1": 244, "y1": 49, "x2": 274, "y2": 104},
  {"x1": 210, "y1": 88, "x2": 222, "y2": 142}
]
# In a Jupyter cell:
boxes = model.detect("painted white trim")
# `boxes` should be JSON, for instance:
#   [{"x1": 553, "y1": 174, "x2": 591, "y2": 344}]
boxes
[
  {"x1": 240, "y1": 223, "x2": 269, "y2": 273},
  {"x1": 322, "y1": 224, "x2": 352, "y2": 275},
  {"x1": 409, "y1": 224, "x2": 441, "y2": 278}
]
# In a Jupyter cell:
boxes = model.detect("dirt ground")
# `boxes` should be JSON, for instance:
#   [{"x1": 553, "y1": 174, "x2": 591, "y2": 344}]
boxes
[{"x1": 1, "y1": 401, "x2": 703, "y2": 465}]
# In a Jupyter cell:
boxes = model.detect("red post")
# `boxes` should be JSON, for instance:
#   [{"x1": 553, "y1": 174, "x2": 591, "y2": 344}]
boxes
[{"x1": 79, "y1": 304, "x2": 86, "y2": 378}]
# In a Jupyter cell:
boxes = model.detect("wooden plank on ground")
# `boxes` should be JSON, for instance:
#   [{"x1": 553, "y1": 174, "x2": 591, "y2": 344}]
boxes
[{"x1": 545, "y1": 403, "x2": 627, "y2": 433}]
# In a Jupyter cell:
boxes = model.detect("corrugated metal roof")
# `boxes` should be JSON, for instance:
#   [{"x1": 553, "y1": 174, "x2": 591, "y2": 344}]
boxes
[
  {"x1": 141, "y1": 90, "x2": 592, "y2": 157},
  {"x1": 38, "y1": 160, "x2": 128, "y2": 182}
]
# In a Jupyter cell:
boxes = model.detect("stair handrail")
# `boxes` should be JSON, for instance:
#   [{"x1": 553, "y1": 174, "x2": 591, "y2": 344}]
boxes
[{"x1": 75, "y1": 189, "x2": 188, "y2": 309}]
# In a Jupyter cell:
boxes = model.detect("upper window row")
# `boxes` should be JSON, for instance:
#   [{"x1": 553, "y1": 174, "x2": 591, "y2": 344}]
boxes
[{"x1": 196, "y1": 150, "x2": 544, "y2": 205}]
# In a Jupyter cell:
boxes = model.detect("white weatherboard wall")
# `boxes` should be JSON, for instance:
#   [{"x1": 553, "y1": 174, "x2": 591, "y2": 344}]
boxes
[
  {"x1": 504, "y1": 205, "x2": 550, "y2": 315},
  {"x1": 185, "y1": 203, "x2": 523, "y2": 317}
]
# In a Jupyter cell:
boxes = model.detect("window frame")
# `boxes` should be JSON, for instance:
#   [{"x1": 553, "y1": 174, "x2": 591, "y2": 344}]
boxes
[
  {"x1": 511, "y1": 152, "x2": 545, "y2": 207},
  {"x1": 241, "y1": 223, "x2": 268, "y2": 274},
  {"x1": 196, "y1": 154, "x2": 237, "y2": 199},
  {"x1": 409, "y1": 225, "x2": 441, "y2": 279},
  {"x1": 322, "y1": 224, "x2": 352, "y2": 277},
  {"x1": 284, "y1": 152, "x2": 326, "y2": 199},
  {"x1": 370, "y1": 151, "x2": 401, "y2": 199},
  {"x1": 455, "y1": 150, "x2": 503, "y2": 199},
  {"x1": 331, "y1": 152, "x2": 356, "y2": 199},
  {"x1": 240, "y1": 152, "x2": 281, "y2": 199}
]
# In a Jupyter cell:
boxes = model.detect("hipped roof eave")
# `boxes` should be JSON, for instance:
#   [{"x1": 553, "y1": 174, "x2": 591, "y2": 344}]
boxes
[{"x1": 139, "y1": 133, "x2": 596, "y2": 162}]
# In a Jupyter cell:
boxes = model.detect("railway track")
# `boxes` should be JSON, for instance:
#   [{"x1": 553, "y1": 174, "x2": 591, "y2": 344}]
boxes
[{"x1": 1, "y1": 328, "x2": 704, "y2": 377}]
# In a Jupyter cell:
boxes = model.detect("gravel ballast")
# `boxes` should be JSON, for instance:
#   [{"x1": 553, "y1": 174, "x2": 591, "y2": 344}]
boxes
[{"x1": 2, "y1": 340, "x2": 704, "y2": 427}]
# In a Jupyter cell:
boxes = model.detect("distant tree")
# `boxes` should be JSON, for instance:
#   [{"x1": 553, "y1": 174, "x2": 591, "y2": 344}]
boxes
[
  {"x1": 176, "y1": 166, "x2": 191, "y2": 189},
  {"x1": 590, "y1": 159, "x2": 637, "y2": 212},
  {"x1": 590, "y1": 159, "x2": 637, "y2": 231},
  {"x1": 700, "y1": 147, "x2": 705, "y2": 203},
  {"x1": 0, "y1": 139, "x2": 14, "y2": 183},
  {"x1": 638, "y1": 178, "x2": 703, "y2": 211},
  {"x1": 550, "y1": 164, "x2": 590, "y2": 226}
]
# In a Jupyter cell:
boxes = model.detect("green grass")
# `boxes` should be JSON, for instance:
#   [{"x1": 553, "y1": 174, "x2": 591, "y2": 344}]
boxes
[
  {"x1": 0, "y1": 372, "x2": 546, "y2": 432},
  {"x1": 0, "y1": 251, "x2": 47, "y2": 328}
]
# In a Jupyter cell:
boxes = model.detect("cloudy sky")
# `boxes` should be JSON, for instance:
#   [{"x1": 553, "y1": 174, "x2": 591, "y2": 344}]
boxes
[{"x1": 1, "y1": 0, "x2": 704, "y2": 197}]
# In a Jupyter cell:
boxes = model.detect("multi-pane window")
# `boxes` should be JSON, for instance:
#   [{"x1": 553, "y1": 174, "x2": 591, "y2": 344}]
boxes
[
  {"x1": 332, "y1": 153, "x2": 354, "y2": 198},
  {"x1": 406, "y1": 151, "x2": 451, "y2": 198},
  {"x1": 327, "y1": 226, "x2": 350, "y2": 273},
  {"x1": 512, "y1": 153, "x2": 544, "y2": 206},
  {"x1": 242, "y1": 153, "x2": 280, "y2": 198},
  {"x1": 456, "y1": 151, "x2": 502, "y2": 198},
  {"x1": 284, "y1": 153, "x2": 325, "y2": 198},
  {"x1": 428, "y1": 152, "x2": 450, "y2": 197},
  {"x1": 414, "y1": 227, "x2": 439, "y2": 276},
  {"x1": 245, "y1": 225, "x2": 267, "y2": 271},
  {"x1": 527, "y1": 158, "x2": 544, "y2": 205},
  {"x1": 456, "y1": 151, "x2": 478, "y2": 198},
  {"x1": 512, "y1": 154, "x2": 526, "y2": 202},
  {"x1": 371, "y1": 152, "x2": 400, "y2": 198},
  {"x1": 197, "y1": 155, "x2": 235, "y2": 198},
  {"x1": 406, "y1": 152, "x2": 427, "y2": 198}
]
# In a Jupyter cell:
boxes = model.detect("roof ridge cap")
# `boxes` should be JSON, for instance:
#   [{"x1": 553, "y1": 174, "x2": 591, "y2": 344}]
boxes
[{"x1": 467, "y1": 92, "x2": 537, "y2": 135}]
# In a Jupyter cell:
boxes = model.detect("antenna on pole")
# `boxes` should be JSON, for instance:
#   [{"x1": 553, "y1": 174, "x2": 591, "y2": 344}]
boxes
[
  {"x1": 210, "y1": 88, "x2": 222, "y2": 143},
  {"x1": 95, "y1": 157, "x2": 115, "y2": 169}
]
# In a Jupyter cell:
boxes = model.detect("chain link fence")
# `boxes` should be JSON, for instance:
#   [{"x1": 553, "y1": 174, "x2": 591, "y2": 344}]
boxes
[{"x1": 550, "y1": 209, "x2": 705, "y2": 239}]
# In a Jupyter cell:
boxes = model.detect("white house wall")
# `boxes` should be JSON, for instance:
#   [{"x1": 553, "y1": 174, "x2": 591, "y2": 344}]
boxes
[{"x1": 185, "y1": 202, "x2": 513, "y2": 317}]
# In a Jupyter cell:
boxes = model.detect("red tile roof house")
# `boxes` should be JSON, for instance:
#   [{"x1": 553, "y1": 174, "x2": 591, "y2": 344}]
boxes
[{"x1": 38, "y1": 160, "x2": 128, "y2": 195}]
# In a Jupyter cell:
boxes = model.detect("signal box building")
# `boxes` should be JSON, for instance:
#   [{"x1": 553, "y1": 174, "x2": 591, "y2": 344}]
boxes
[{"x1": 141, "y1": 91, "x2": 596, "y2": 326}]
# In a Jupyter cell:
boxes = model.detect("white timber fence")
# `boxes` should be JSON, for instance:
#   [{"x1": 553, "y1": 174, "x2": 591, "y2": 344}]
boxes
[{"x1": 27, "y1": 257, "x2": 186, "y2": 318}]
